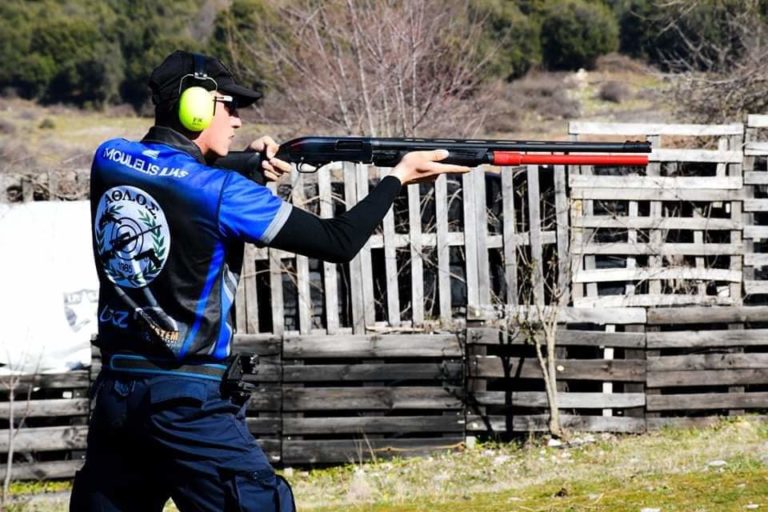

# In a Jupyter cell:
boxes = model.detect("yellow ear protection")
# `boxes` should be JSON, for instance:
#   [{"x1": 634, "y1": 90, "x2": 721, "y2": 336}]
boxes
[{"x1": 177, "y1": 54, "x2": 218, "y2": 132}]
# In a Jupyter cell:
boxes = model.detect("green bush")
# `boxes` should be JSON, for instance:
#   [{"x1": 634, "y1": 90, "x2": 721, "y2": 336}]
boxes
[
  {"x1": 540, "y1": 0, "x2": 619, "y2": 70},
  {"x1": 615, "y1": 0, "x2": 765, "y2": 72},
  {"x1": 471, "y1": 0, "x2": 542, "y2": 80}
]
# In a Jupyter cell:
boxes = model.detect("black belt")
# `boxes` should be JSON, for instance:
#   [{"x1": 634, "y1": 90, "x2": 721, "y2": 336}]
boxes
[{"x1": 107, "y1": 354, "x2": 228, "y2": 381}]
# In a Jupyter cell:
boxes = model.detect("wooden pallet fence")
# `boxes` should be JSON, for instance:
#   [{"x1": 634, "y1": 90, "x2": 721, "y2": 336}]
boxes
[
  {"x1": 569, "y1": 122, "x2": 745, "y2": 308},
  {"x1": 645, "y1": 306, "x2": 768, "y2": 429},
  {"x1": 465, "y1": 307, "x2": 647, "y2": 435},
  {"x1": 232, "y1": 334, "x2": 284, "y2": 464},
  {"x1": 246, "y1": 332, "x2": 465, "y2": 465},
  {"x1": 0, "y1": 371, "x2": 90, "y2": 481},
  {"x1": 233, "y1": 161, "x2": 566, "y2": 334},
  {"x1": 743, "y1": 114, "x2": 768, "y2": 299}
]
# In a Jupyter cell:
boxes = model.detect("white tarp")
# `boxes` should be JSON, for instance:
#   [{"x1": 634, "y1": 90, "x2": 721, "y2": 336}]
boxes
[{"x1": 0, "y1": 200, "x2": 97, "y2": 375}]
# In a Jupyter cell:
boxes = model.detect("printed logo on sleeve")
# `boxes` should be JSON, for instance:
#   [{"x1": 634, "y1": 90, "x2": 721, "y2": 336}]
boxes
[{"x1": 94, "y1": 186, "x2": 170, "y2": 288}]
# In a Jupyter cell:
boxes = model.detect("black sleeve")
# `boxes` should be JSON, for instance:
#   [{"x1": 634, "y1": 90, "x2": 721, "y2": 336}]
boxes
[{"x1": 270, "y1": 175, "x2": 402, "y2": 263}]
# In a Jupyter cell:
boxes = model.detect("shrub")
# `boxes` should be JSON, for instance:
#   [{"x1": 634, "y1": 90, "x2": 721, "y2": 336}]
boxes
[
  {"x1": 540, "y1": 0, "x2": 619, "y2": 71},
  {"x1": 598, "y1": 81, "x2": 630, "y2": 103}
]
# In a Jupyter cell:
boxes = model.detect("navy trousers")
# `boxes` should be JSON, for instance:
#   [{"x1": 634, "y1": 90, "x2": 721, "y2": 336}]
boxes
[{"x1": 70, "y1": 372, "x2": 294, "y2": 511}]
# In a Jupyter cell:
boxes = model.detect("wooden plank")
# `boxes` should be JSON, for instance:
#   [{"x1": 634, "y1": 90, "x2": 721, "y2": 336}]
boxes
[
  {"x1": 283, "y1": 415, "x2": 464, "y2": 435},
  {"x1": 0, "y1": 372, "x2": 90, "y2": 389},
  {"x1": 648, "y1": 369, "x2": 768, "y2": 387},
  {"x1": 283, "y1": 437, "x2": 465, "y2": 464},
  {"x1": 747, "y1": 114, "x2": 768, "y2": 128},
  {"x1": 0, "y1": 460, "x2": 83, "y2": 481},
  {"x1": 242, "y1": 243, "x2": 259, "y2": 333},
  {"x1": 574, "y1": 294, "x2": 734, "y2": 308},
  {"x1": 282, "y1": 387, "x2": 463, "y2": 411},
  {"x1": 742, "y1": 226, "x2": 768, "y2": 240},
  {"x1": 466, "y1": 326, "x2": 645, "y2": 348},
  {"x1": 435, "y1": 174, "x2": 451, "y2": 325},
  {"x1": 232, "y1": 334, "x2": 282, "y2": 356},
  {"x1": 381, "y1": 169, "x2": 401, "y2": 326},
  {"x1": 466, "y1": 414, "x2": 645, "y2": 433},
  {"x1": 468, "y1": 305, "x2": 647, "y2": 325},
  {"x1": 569, "y1": 176, "x2": 742, "y2": 190},
  {"x1": 246, "y1": 388, "x2": 282, "y2": 411},
  {"x1": 744, "y1": 280, "x2": 768, "y2": 294},
  {"x1": 0, "y1": 398, "x2": 88, "y2": 419},
  {"x1": 502, "y1": 167, "x2": 518, "y2": 306},
  {"x1": 474, "y1": 168, "x2": 491, "y2": 306},
  {"x1": 292, "y1": 175, "x2": 313, "y2": 334},
  {"x1": 571, "y1": 188, "x2": 746, "y2": 201},
  {"x1": 317, "y1": 165, "x2": 340, "y2": 333},
  {"x1": 554, "y1": 165, "x2": 570, "y2": 300},
  {"x1": 744, "y1": 171, "x2": 768, "y2": 184},
  {"x1": 572, "y1": 216, "x2": 740, "y2": 230},
  {"x1": 576, "y1": 242, "x2": 743, "y2": 256},
  {"x1": 408, "y1": 182, "x2": 424, "y2": 324},
  {"x1": 651, "y1": 149, "x2": 742, "y2": 163},
  {"x1": 357, "y1": 164, "x2": 376, "y2": 328},
  {"x1": 647, "y1": 328, "x2": 768, "y2": 348},
  {"x1": 268, "y1": 253, "x2": 284, "y2": 336},
  {"x1": 280, "y1": 362, "x2": 463, "y2": 382},
  {"x1": 463, "y1": 170, "x2": 479, "y2": 307},
  {"x1": 574, "y1": 267, "x2": 741, "y2": 283},
  {"x1": 0, "y1": 425, "x2": 88, "y2": 452},
  {"x1": 344, "y1": 161, "x2": 365, "y2": 334},
  {"x1": 283, "y1": 334, "x2": 462, "y2": 358},
  {"x1": 244, "y1": 417, "x2": 282, "y2": 435},
  {"x1": 744, "y1": 253, "x2": 768, "y2": 266},
  {"x1": 528, "y1": 165, "x2": 545, "y2": 303},
  {"x1": 647, "y1": 306, "x2": 768, "y2": 324},
  {"x1": 647, "y1": 353, "x2": 768, "y2": 371},
  {"x1": 470, "y1": 356, "x2": 645, "y2": 381},
  {"x1": 569, "y1": 121, "x2": 743, "y2": 136},
  {"x1": 744, "y1": 199, "x2": 768, "y2": 212},
  {"x1": 473, "y1": 391, "x2": 645, "y2": 408},
  {"x1": 647, "y1": 392, "x2": 768, "y2": 411},
  {"x1": 744, "y1": 141, "x2": 768, "y2": 155}
]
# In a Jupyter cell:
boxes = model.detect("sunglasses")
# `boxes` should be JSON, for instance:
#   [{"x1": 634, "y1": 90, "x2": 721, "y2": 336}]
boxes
[{"x1": 214, "y1": 95, "x2": 238, "y2": 115}]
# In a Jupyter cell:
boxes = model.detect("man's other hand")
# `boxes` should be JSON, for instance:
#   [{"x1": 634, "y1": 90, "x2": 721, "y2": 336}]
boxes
[
  {"x1": 390, "y1": 150, "x2": 470, "y2": 185},
  {"x1": 248, "y1": 136, "x2": 292, "y2": 182}
]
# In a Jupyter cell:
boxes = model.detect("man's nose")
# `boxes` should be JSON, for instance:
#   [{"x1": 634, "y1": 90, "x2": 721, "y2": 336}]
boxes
[{"x1": 232, "y1": 116, "x2": 242, "y2": 128}]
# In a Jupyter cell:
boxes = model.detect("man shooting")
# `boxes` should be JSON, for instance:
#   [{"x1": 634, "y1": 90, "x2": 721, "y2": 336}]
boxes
[{"x1": 69, "y1": 50, "x2": 469, "y2": 511}]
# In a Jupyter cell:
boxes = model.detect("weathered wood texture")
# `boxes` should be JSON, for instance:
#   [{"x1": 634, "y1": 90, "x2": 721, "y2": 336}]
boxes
[
  {"x1": 569, "y1": 122, "x2": 745, "y2": 309},
  {"x1": 239, "y1": 331, "x2": 465, "y2": 465},
  {"x1": 466, "y1": 310, "x2": 768, "y2": 436},
  {"x1": 0, "y1": 371, "x2": 90, "y2": 481}
]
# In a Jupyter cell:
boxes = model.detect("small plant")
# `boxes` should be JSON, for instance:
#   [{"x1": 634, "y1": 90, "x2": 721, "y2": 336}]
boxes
[
  {"x1": 598, "y1": 81, "x2": 630, "y2": 103},
  {"x1": 38, "y1": 118, "x2": 55, "y2": 130}
]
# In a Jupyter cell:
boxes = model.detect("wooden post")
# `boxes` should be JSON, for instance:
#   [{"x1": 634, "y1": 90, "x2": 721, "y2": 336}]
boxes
[
  {"x1": 317, "y1": 166, "x2": 340, "y2": 333},
  {"x1": 435, "y1": 174, "x2": 451, "y2": 325},
  {"x1": 408, "y1": 183, "x2": 425, "y2": 325}
]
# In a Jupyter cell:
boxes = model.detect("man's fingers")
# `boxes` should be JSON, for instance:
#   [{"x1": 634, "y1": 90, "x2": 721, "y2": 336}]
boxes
[{"x1": 270, "y1": 158, "x2": 292, "y2": 174}]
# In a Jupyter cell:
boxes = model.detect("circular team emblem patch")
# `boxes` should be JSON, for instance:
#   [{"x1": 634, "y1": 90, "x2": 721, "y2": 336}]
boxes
[{"x1": 94, "y1": 186, "x2": 170, "y2": 288}]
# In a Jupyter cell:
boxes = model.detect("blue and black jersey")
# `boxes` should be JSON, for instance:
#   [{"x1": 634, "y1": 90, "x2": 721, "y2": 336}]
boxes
[{"x1": 90, "y1": 127, "x2": 291, "y2": 360}]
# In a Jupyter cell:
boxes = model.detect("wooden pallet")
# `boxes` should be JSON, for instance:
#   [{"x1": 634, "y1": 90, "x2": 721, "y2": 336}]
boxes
[{"x1": 0, "y1": 371, "x2": 89, "y2": 480}]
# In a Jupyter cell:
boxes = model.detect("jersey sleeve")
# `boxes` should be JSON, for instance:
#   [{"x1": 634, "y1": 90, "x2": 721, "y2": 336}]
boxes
[{"x1": 218, "y1": 172, "x2": 292, "y2": 244}]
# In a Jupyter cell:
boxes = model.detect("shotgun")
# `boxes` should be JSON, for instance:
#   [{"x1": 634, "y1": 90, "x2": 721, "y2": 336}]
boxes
[{"x1": 215, "y1": 136, "x2": 652, "y2": 181}]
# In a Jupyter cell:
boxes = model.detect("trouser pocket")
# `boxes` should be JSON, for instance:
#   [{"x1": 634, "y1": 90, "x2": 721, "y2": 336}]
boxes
[{"x1": 233, "y1": 470, "x2": 296, "y2": 512}]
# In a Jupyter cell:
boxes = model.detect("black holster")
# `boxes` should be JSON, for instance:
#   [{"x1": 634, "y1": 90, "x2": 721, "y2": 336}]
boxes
[{"x1": 221, "y1": 353, "x2": 258, "y2": 406}]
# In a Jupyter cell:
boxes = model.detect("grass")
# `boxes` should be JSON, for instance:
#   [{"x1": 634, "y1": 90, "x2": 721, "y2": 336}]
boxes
[{"x1": 4, "y1": 418, "x2": 767, "y2": 511}]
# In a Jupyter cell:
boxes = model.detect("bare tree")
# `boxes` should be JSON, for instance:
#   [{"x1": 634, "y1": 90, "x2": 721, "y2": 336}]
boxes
[
  {"x1": 662, "y1": 0, "x2": 768, "y2": 122},
  {"x1": 227, "y1": 0, "x2": 496, "y2": 137},
  {"x1": 1, "y1": 357, "x2": 37, "y2": 506}
]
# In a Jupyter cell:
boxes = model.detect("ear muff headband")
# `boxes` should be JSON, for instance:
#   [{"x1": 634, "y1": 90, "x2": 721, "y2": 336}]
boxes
[{"x1": 178, "y1": 54, "x2": 218, "y2": 131}]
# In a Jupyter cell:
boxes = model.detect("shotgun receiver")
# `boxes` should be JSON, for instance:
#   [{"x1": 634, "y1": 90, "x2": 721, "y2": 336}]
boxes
[{"x1": 215, "y1": 136, "x2": 652, "y2": 179}]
